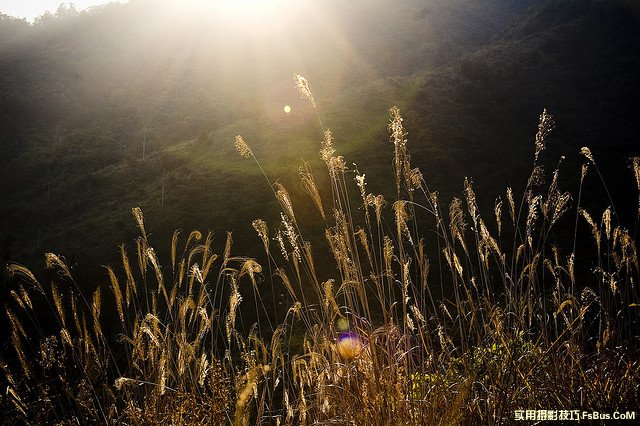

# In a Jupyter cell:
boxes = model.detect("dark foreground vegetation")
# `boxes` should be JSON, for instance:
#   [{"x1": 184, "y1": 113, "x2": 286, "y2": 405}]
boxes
[{"x1": 2, "y1": 78, "x2": 639, "y2": 423}]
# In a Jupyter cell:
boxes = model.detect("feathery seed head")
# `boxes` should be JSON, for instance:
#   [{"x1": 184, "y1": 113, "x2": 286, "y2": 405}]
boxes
[
  {"x1": 529, "y1": 165, "x2": 546, "y2": 188},
  {"x1": 328, "y1": 156, "x2": 347, "y2": 175},
  {"x1": 114, "y1": 377, "x2": 137, "y2": 390},
  {"x1": 294, "y1": 73, "x2": 316, "y2": 108},
  {"x1": 274, "y1": 183, "x2": 296, "y2": 222},
  {"x1": 355, "y1": 173, "x2": 367, "y2": 200},
  {"x1": 450, "y1": 197, "x2": 467, "y2": 252},
  {"x1": 506, "y1": 187, "x2": 516, "y2": 223},
  {"x1": 132, "y1": 207, "x2": 147, "y2": 239},
  {"x1": 581, "y1": 147, "x2": 595, "y2": 163},
  {"x1": 534, "y1": 108, "x2": 554, "y2": 162},
  {"x1": 464, "y1": 178, "x2": 478, "y2": 228},
  {"x1": 299, "y1": 163, "x2": 326, "y2": 219},
  {"x1": 320, "y1": 129, "x2": 335, "y2": 164},
  {"x1": 393, "y1": 200, "x2": 412, "y2": 243},
  {"x1": 581, "y1": 163, "x2": 589, "y2": 181},
  {"x1": 234, "y1": 135, "x2": 252, "y2": 158},
  {"x1": 252, "y1": 219, "x2": 270, "y2": 254},
  {"x1": 45, "y1": 253, "x2": 71, "y2": 276},
  {"x1": 281, "y1": 213, "x2": 301, "y2": 261},
  {"x1": 388, "y1": 106, "x2": 406, "y2": 147},
  {"x1": 274, "y1": 232, "x2": 289, "y2": 261},
  {"x1": 366, "y1": 193, "x2": 386, "y2": 224},
  {"x1": 494, "y1": 197, "x2": 503, "y2": 236},
  {"x1": 406, "y1": 167, "x2": 423, "y2": 191}
]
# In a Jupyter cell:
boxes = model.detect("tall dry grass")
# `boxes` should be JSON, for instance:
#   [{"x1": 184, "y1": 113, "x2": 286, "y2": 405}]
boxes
[{"x1": 1, "y1": 75, "x2": 640, "y2": 425}]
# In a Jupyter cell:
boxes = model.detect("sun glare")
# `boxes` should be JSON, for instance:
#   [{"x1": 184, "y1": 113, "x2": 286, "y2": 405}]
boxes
[
  {"x1": 163, "y1": 0, "x2": 297, "y2": 30},
  {"x1": 167, "y1": 0, "x2": 292, "y2": 21},
  {"x1": 216, "y1": 0, "x2": 287, "y2": 16}
]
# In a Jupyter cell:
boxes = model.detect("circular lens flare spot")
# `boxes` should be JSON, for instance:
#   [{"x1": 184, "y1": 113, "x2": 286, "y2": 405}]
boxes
[
  {"x1": 284, "y1": 105, "x2": 291, "y2": 113},
  {"x1": 337, "y1": 332, "x2": 364, "y2": 360},
  {"x1": 336, "y1": 317, "x2": 349, "y2": 332}
]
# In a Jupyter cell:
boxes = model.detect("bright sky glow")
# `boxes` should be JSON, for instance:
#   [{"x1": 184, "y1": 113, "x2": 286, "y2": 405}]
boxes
[
  {"x1": 215, "y1": 0, "x2": 288, "y2": 17},
  {"x1": 2, "y1": 0, "x2": 300, "y2": 27},
  {"x1": 168, "y1": 0, "x2": 294, "y2": 25},
  {"x1": 0, "y1": 0, "x2": 125, "y2": 22}
]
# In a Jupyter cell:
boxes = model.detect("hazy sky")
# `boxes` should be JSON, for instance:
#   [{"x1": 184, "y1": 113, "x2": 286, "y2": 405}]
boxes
[{"x1": 0, "y1": 1, "x2": 125, "y2": 21}]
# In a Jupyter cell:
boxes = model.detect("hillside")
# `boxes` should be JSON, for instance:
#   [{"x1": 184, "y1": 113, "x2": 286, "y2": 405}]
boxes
[
  {"x1": 406, "y1": 0, "x2": 640, "y2": 204},
  {"x1": 0, "y1": 0, "x2": 638, "y2": 281}
]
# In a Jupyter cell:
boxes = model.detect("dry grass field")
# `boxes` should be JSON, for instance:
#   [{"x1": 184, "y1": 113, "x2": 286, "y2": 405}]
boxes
[{"x1": 2, "y1": 76, "x2": 639, "y2": 425}]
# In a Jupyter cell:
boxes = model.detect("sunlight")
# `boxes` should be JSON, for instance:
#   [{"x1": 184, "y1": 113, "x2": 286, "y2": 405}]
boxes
[
  {"x1": 159, "y1": 0, "x2": 299, "y2": 32},
  {"x1": 170, "y1": 0, "x2": 292, "y2": 22},
  {"x1": 216, "y1": 0, "x2": 288, "y2": 17}
]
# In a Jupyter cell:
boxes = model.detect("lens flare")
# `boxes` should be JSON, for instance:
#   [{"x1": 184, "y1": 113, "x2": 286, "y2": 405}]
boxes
[
  {"x1": 336, "y1": 317, "x2": 349, "y2": 332},
  {"x1": 284, "y1": 105, "x2": 291, "y2": 113},
  {"x1": 336, "y1": 332, "x2": 364, "y2": 360}
]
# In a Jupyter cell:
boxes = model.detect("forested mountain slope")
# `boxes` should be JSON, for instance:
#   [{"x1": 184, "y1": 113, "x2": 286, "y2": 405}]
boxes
[{"x1": 0, "y1": 0, "x2": 637, "y2": 282}]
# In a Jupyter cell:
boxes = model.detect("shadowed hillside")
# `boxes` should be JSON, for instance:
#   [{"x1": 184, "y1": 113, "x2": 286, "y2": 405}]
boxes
[{"x1": 0, "y1": 0, "x2": 638, "y2": 285}]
